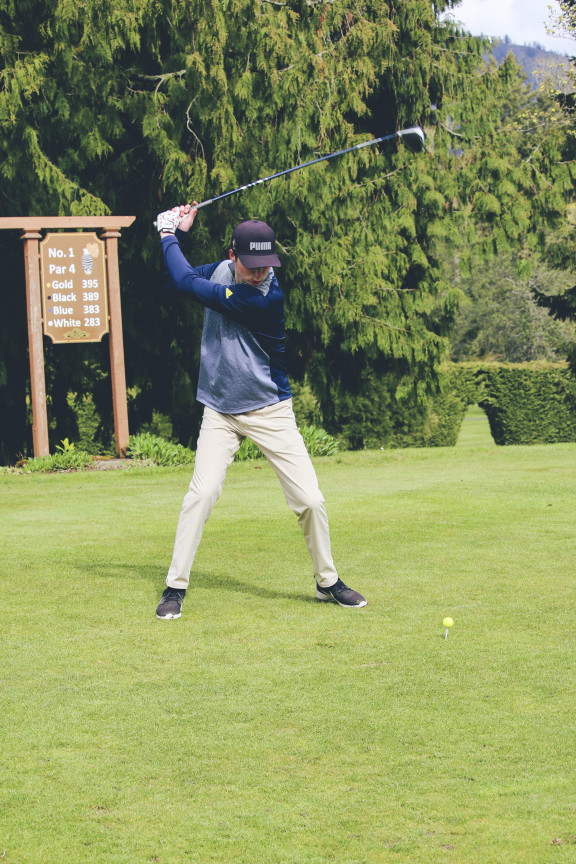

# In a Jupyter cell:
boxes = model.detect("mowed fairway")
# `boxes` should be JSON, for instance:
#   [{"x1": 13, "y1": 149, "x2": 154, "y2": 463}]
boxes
[{"x1": 1, "y1": 432, "x2": 575, "y2": 863}]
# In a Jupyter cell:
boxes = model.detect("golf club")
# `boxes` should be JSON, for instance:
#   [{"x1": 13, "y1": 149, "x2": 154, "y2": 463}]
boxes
[{"x1": 193, "y1": 126, "x2": 425, "y2": 210}]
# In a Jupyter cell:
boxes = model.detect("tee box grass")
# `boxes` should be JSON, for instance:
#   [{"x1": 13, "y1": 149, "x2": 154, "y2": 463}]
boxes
[{"x1": 1, "y1": 438, "x2": 575, "y2": 863}]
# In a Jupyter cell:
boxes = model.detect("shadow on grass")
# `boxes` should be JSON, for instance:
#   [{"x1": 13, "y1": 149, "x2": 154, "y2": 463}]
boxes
[
  {"x1": 90, "y1": 562, "x2": 315, "y2": 605},
  {"x1": 194, "y1": 571, "x2": 315, "y2": 605}
]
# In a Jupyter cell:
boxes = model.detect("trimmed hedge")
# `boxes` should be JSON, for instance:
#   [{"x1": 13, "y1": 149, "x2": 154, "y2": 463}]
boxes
[
  {"x1": 425, "y1": 362, "x2": 576, "y2": 447},
  {"x1": 390, "y1": 364, "x2": 485, "y2": 449},
  {"x1": 320, "y1": 365, "x2": 485, "y2": 450},
  {"x1": 329, "y1": 362, "x2": 576, "y2": 449},
  {"x1": 479, "y1": 363, "x2": 576, "y2": 445}
]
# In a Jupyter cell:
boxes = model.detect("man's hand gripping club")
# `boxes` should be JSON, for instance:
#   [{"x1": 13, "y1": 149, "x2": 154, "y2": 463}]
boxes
[{"x1": 155, "y1": 204, "x2": 198, "y2": 236}]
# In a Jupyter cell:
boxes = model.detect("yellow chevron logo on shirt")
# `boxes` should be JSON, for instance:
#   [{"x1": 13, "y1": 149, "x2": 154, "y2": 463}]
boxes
[{"x1": 226, "y1": 288, "x2": 233, "y2": 299}]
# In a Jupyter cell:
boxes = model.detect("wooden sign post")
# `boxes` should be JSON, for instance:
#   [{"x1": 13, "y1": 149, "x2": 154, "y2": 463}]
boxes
[{"x1": 0, "y1": 216, "x2": 135, "y2": 457}]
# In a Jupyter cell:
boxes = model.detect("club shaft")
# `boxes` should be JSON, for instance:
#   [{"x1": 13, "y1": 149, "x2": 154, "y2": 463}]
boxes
[{"x1": 194, "y1": 128, "x2": 414, "y2": 210}]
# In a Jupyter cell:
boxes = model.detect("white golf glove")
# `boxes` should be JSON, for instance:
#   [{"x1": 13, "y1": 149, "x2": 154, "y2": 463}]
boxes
[{"x1": 155, "y1": 210, "x2": 181, "y2": 234}]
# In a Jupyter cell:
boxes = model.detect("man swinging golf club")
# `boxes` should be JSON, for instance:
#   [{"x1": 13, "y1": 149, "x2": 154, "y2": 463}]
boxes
[{"x1": 154, "y1": 203, "x2": 367, "y2": 618}]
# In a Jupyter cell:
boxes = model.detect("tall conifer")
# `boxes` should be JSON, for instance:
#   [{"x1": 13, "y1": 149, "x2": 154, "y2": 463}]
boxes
[{"x1": 0, "y1": 1, "x2": 573, "y2": 455}]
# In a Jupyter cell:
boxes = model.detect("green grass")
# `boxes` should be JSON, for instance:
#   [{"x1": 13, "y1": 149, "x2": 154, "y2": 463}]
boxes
[
  {"x1": 456, "y1": 404, "x2": 495, "y2": 447},
  {"x1": 1, "y1": 442, "x2": 576, "y2": 863}
]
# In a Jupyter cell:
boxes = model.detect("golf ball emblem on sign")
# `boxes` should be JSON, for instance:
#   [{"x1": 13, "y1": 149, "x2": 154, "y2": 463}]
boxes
[{"x1": 81, "y1": 242, "x2": 100, "y2": 275}]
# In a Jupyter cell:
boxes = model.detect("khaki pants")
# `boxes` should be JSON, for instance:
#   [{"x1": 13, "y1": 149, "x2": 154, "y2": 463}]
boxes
[{"x1": 166, "y1": 399, "x2": 339, "y2": 590}]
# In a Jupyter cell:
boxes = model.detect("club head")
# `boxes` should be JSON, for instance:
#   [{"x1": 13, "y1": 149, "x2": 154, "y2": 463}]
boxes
[{"x1": 398, "y1": 126, "x2": 426, "y2": 153}]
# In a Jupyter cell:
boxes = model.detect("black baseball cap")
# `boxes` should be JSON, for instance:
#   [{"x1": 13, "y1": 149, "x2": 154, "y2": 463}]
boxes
[{"x1": 231, "y1": 220, "x2": 281, "y2": 268}]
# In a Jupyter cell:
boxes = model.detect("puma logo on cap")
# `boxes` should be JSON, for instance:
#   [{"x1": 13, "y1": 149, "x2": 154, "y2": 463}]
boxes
[{"x1": 231, "y1": 220, "x2": 281, "y2": 268}]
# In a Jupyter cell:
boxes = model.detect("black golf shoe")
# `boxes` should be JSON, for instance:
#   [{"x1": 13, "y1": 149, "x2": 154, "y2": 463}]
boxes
[
  {"x1": 156, "y1": 586, "x2": 186, "y2": 619},
  {"x1": 315, "y1": 578, "x2": 367, "y2": 608}
]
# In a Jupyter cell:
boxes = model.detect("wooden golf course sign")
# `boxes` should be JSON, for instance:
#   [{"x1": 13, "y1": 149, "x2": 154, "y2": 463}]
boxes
[
  {"x1": 0, "y1": 216, "x2": 136, "y2": 458},
  {"x1": 40, "y1": 232, "x2": 109, "y2": 344}
]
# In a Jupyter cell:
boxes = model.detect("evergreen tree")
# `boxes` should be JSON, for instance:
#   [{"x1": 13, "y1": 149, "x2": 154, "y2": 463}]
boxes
[
  {"x1": 0, "y1": 0, "x2": 574, "y2": 459},
  {"x1": 450, "y1": 256, "x2": 576, "y2": 363},
  {"x1": 313, "y1": 21, "x2": 575, "y2": 443},
  {"x1": 446, "y1": 48, "x2": 576, "y2": 366},
  {"x1": 531, "y1": 0, "x2": 576, "y2": 373}
]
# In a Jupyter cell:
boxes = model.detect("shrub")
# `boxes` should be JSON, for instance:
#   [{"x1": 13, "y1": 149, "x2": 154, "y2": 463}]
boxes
[
  {"x1": 20, "y1": 446, "x2": 93, "y2": 473},
  {"x1": 138, "y1": 410, "x2": 175, "y2": 441},
  {"x1": 320, "y1": 369, "x2": 397, "y2": 450},
  {"x1": 395, "y1": 363, "x2": 485, "y2": 448},
  {"x1": 291, "y1": 381, "x2": 323, "y2": 427},
  {"x1": 480, "y1": 363, "x2": 576, "y2": 445},
  {"x1": 300, "y1": 425, "x2": 339, "y2": 457},
  {"x1": 234, "y1": 438, "x2": 264, "y2": 462},
  {"x1": 319, "y1": 360, "x2": 576, "y2": 449},
  {"x1": 66, "y1": 391, "x2": 115, "y2": 456},
  {"x1": 127, "y1": 432, "x2": 195, "y2": 466},
  {"x1": 389, "y1": 390, "x2": 470, "y2": 449},
  {"x1": 233, "y1": 425, "x2": 339, "y2": 462},
  {"x1": 422, "y1": 362, "x2": 576, "y2": 447},
  {"x1": 69, "y1": 393, "x2": 103, "y2": 454}
]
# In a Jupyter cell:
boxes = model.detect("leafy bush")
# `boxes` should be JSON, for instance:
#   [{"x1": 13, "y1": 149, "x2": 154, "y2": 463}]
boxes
[
  {"x1": 291, "y1": 381, "x2": 323, "y2": 427},
  {"x1": 320, "y1": 367, "x2": 398, "y2": 450},
  {"x1": 0, "y1": 438, "x2": 94, "y2": 473},
  {"x1": 20, "y1": 447, "x2": 93, "y2": 473},
  {"x1": 65, "y1": 390, "x2": 116, "y2": 456},
  {"x1": 137, "y1": 410, "x2": 175, "y2": 442},
  {"x1": 300, "y1": 425, "x2": 339, "y2": 457},
  {"x1": 388, "y1": 391, "x2": 469, "y2": 449},
  {"x1": 233, "y1": 425, "x2": 339, "y2": 462},
  {"x1": 390, "y1": 364, "x2": 485, "y2": 448},
  {"x1": 68, "y1": 393, "x2": 104, "y2": 454},
  {"x1": 127, "y1": 432, "x2": 195, "y2": 466},
  {"x1": 319, "y1": 363, "x2": 478, "y2": 450},
  {"x1": 234, "y1": 438, "x2": 264, "y2": 462}
]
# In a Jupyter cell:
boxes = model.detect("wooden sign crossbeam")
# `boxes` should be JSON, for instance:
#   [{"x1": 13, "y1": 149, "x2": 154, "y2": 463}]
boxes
[
  {"x1": 0, "y1": 216, "x2": 136, "y2": 458},
  {"x1": 0, "y1": 217, "x2": 136, "y2": 230}
]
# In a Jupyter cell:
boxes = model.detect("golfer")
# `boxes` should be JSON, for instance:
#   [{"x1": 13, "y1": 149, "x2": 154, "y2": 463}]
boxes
[{"x1": 155, "y1": 203, "x2": 367, "y2": 618}]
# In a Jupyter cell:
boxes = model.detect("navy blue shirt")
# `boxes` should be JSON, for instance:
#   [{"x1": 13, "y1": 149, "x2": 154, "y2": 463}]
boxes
[{"x1": 161, "y1": 233, "x2": 292, "y2": 414}]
